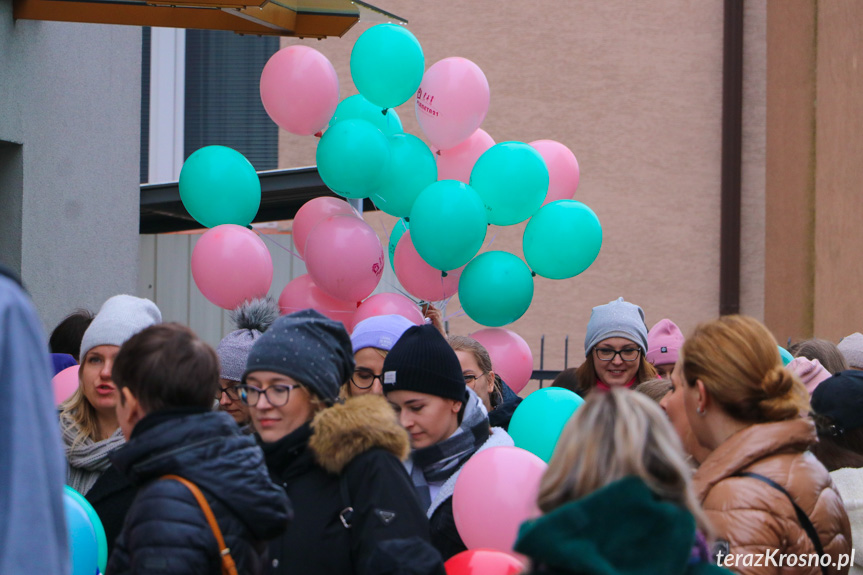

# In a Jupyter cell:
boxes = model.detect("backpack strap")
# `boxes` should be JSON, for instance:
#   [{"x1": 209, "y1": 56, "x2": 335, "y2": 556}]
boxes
[
  {"x1": 160, "y1": 474, "x2": 238, "y2": 575},
  {"x1": 734, "y1": 471, "x2": 828, "y2": 575}
]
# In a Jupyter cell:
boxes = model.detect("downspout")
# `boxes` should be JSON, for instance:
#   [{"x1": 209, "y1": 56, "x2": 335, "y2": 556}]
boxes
[{"x1": 720, "y1": 0, "x2": 744, "y2": 316}]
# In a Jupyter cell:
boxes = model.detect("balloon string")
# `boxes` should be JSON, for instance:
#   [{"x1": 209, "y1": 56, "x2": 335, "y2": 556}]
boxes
[
  {"x1": 444, "y1": 309, "x2": 466, "y2": 322},
  {"x1": 256, "y1": 231, "x2": 303, "y2": 260},
  {"x1": 485, "y1": 227, "x2": 499, "y2": 250}
]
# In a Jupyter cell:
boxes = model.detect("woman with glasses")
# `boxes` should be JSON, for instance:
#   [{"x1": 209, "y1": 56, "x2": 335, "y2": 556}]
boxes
[
  {"x1": 239, "y1": 309, "x2": 440, "y2": 575},
  {"x1": 448, "y1": 335, "x2": 523, "y2": 430},
  {"x1": 345, "y1": 314, "x2": 414, "y2": 397},
  {"x1": 573, "y1": 297, "x2": 657, "y2": 396},
  {"x1": 215, "y1": 298, "x2": 279, "y2": 426}
]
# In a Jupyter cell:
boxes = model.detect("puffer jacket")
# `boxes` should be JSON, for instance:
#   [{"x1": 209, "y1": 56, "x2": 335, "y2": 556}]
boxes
[
  {"x1": 262, "y1": 394, "x2": 439, "y2": 575},
  {"x1": 107, "y1": 409, "x2": 291, "y2": 575},
  {"x1": 693, "y1": 418, "x2": 852, "y2": 575}
]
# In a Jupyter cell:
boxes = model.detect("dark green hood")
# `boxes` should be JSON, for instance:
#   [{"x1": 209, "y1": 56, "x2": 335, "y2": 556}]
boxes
[{"x1": 515, "y1": 476, "x2": 723, "y2": 575}]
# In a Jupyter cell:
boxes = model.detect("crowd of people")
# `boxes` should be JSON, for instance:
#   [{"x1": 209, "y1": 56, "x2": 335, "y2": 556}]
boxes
[{"x1": 4, "y1": 262, "x2": 863, "y2": 574}]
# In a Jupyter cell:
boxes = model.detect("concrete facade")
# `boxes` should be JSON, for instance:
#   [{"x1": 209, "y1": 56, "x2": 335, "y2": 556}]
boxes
[
  {"x1": 0, "y1": 2, "x2": 141, "y2": 331},
  {"x1": 278, "y1": 1, "x2": 768, "y2": 375}
]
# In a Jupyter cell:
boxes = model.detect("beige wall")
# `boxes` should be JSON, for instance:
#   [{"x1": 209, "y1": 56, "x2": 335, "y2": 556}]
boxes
[
  {"x1": 278, "y1": 1, "x2": 767, "y2": 380},
  {"x1": 765, "y1": 0, "x2": 863, "y2": 344}
]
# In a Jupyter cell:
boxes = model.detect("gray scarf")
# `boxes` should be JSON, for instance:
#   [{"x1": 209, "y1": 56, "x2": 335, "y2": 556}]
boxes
[
  {"x1": 410, "y1": 390, "x2": 490, "y2": 509},
  {"x1": 60, "y1": 411, "x2": 125, "y2": 495}
]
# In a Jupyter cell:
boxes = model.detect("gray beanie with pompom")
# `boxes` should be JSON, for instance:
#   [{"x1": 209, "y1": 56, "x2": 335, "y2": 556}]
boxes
[{"x1": 217, "y1": 298, "x2": 280, "y2": 382}]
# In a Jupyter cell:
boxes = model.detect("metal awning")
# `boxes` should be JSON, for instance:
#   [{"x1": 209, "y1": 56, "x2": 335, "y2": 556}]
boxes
[
  {"x1": 13, "y1": 0, "x2": 406, "y2": 38},
  {"x1": 140, "y1": 166, "x2": 376, "y2": 233}
]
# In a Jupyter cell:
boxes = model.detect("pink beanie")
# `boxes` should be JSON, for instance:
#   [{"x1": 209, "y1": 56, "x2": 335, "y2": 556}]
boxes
[
  {"x1": 646, "y1": 319, "x2": 685, "y2": 367},
  {"x1": 786, "y1": 357, "x2": 832, "y2": 394}
]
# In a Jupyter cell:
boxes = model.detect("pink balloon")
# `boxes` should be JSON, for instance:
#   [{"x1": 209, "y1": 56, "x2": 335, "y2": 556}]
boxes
[
  {"x1": 304, "y1": 215, "x2": 384, "y2": 303},
  {"x1": 260, "y1": 45, "x2": 339, "y2": 136},
  {"x1": 278, "y1": 274, "x2": 356, "y2": 328},
  {"x1": 292, "y1": 197, "x2": 359, "y2": 259},
  {"x1": 416, "y1": 57, "x2": 490, "y2": 150},
  {"x1": 394, "y1": 231, "x2": 464, "y2": 302},
  {"x1": 191, "y1": 225, "x2": 273, "y2": 310},
  {"x1": 529, "y1": 140, "x2": 580, "y2": 206},
  {"x1": 53, "y1": 365, "x2": 79, "y2": 406},
  {"x1": 453, "y1": 446, "x2": 546, "y2": 553},
  {"x1": 435, "y1": 129, "x2": 495, "y2": 183},
  {"x1": 353, "y1": 293, "x2": 424, "y2": 331},
  {"x1": 471, "y1": 328, "x2": 534, "y2": 394}
]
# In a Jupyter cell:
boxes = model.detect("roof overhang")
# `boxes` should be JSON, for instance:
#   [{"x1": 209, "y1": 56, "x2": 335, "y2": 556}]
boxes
[
  {"x1": 13, "y1": 0, "x2": 405, "y2": 38},
  {"x1": 140, "y1": 166, "x2": 376, "y2": 233}
]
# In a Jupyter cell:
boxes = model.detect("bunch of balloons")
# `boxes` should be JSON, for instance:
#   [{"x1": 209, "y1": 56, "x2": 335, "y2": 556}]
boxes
[{"x1": 65, "y1": 486, "x2": 108, "y2": 575}]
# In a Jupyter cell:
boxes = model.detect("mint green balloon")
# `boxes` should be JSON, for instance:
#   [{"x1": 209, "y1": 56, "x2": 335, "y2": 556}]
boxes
[
  {"x1": 470, "y1": 141, "x2": 549, "y2": 226},
  {"x1": 779, "y1": 345, "x2": 794, "y2": 366},
  {"x1": 508, "y1": 387, "x2": 585, "y2": 462},
  {"x1": 179, "y1": 146, "x2": 261, "y2": 228},
  {"x1": 351, "y1": 24, "x2": 424, "y2": 109},
  {"x1": 409, "y1": 180, "x2": 487, "y2": 271},
  {"x1": 523, "y1": 200, "x2": 603, "y2": 279},
  {"x1": 372, "y1": 134, "x2": 437, "y2": 217},
  {"x1": 389, "y1": 218, "x2": 409, "y2": 273},
  {"x1": 330, "y1": 94, "x2": 403, "y2": 137},
  {"x1": 65, "y1": 485, "x2": 108, "y2": 574},
  {"x1": 459, "y1": 251, "x2": 534, "y2": 327},
  {"x1": 317, "y1": 119, "x2": 390, "y2": 199}
]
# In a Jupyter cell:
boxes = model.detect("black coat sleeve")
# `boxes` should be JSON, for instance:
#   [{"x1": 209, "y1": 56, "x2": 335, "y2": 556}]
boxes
[
  {"x1": 341, "y1": 448, "x2": 435, "y2": 574},
  {"x1": 428, "y1": 498, "x2": 467, "y2": 562},
  {"x1": 106, "y1": 480, "x2": 221, "y2": 575}
]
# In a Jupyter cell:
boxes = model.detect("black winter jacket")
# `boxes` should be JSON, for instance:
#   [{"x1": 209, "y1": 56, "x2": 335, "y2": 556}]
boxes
[
  {"x1": 106, "y1": 409, "x2": 291, "y2": 575},
  {"x1": 86, "y1": 464, "x2": 136, "y2": 558},
  {"x1": 261, "y1": 394, "x2": 439, "y2": 575}
]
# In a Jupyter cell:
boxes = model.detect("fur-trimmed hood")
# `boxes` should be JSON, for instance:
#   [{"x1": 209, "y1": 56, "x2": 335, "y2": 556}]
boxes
[{"x1": 309, "y1": 394, "x2": 410, "y2": 475}]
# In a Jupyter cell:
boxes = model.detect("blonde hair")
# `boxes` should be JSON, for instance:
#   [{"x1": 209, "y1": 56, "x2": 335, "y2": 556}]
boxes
[
  {"x1": 681, "y1": 315, "x2": 810, "y2": 422},
  {"x1": 574, "y1": 352, "x2": 657, "y2": 395},
  {"x1": 538, "y1": 388, "x2": 711, "y2": 533},
  {"x1": 59, "y1": 361, "x2": 101, "y2": 444},
  {"x1": 634, "y1": 377, "x2": 673, "y2": 403}
]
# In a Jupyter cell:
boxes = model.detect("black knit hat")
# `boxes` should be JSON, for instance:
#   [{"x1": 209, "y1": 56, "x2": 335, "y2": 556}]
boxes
[
  {"x1": 811, "y1": 370, "x2": 863, "y2": 434},
  {"x1": 243, "y1": 309, "x2": 354, "y2": 404},
  {"x1": 381, "y1": 324, "x2": 466, "y2": 402}
]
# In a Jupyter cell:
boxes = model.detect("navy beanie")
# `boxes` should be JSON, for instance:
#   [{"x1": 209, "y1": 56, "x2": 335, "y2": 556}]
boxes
[
  {"x1": 381, "y1": 324, "x2": 466, "y2": 402},
  {"x1": 243, "y1": 309, "x2": 354, "y2": 404}
]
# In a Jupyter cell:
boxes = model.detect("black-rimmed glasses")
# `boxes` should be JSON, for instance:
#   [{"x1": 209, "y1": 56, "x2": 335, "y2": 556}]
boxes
[
  {"x1": 351, "y1": 369, "x2": 384, "y2": 390},
  {"x1": 594, "y1": 348, "x2": 641, "y2": 362},
  {"x1": 216, "y1": 385, "x2": 240, "y2": 401},
  {"x1": 236, "y1": 384, "x2": 296, "y2": 407},
  {"x1": 463, "y1": 372, "x2": 488, "y2": 385}
]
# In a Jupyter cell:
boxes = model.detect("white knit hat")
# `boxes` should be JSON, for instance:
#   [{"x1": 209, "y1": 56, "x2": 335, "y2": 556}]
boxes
[
  {"x1": 79, "y1": 295, "x2": 162, "y2": 360},
  {"x1": 838, "y1": 333, "x2": 863, "y2": 369}
]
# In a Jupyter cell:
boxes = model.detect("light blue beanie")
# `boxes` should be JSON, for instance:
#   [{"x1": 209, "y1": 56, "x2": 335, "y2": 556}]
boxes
[{"x1": 584, "y1": 297, "x2": 649, "y2": 357}]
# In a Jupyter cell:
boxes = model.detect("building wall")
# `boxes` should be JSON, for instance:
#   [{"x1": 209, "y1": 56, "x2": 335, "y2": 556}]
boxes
[
  {"x1": 277, "y1": 1, "x2": 768, "y2": 378},
  {"x1": 0, "y1": 3, "x2": 141, "y2": 331}
]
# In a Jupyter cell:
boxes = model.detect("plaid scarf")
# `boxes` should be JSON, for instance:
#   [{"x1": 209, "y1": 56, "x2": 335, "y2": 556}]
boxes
[
  {"x1": 60, "y1": 411, "x2": 125, "y2": 495},
  {"x1": 409, "y1": 391, "x2": 490, "y2": 509}
]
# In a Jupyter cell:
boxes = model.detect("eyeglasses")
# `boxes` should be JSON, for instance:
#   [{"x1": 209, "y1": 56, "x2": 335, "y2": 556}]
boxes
[
  {"x1": 236, "y1": 384, "x2": 296, "y2": 407},
  {"x1": 594, "y1": 348, "x2": 641, "y2": 362},
  {"x1": 463, "y1": 372, "x2": 488, "y2": 385},
  {"x1": 216, "y1": 385, "x2": 240, "y2": 401},
  {"x1": 351, "y1": 369, "x2": 384, "y2": 390}
]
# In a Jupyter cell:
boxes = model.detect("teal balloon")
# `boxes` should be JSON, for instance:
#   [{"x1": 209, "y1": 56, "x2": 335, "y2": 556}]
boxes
[
  {"x1": 523, "y1": 200, "x2": 603, "y2": 279},
  {"x1": 779, "y1": 345, "x2": 794, "y2": 366},
  {"x1": 372, "y1": 134, "x2": 438, "y2": 217},
  {"x1": 459, "y1": 251, "x2": 534, "y2": 327},
  {"x1": 470, "y1": 141, "x2": 549, "y2": 225},
  {"x1": 179, "y1": 145, "x2": 261, "y2": 228},
  {"x1": 409, "y1": 180, "x2": 487, "y2": 271},
  {"x1": 330, "y1": 94, "x2": 403, "y2": 137},
  {"x1": 65, "y1": 485, "x2": 108, "y2": 574},
  {"x1": 64, "y1": 489, "x2": 100, "y2": 575},
  {"x1": 508, "y1": 387, "x2": 585, "y2": 462},
  {"x1": 389, "y1": 218, "x2": 409, "y2": 273},
  {"x1": 317, "y1": 119, "x2": 390, "y2": 199},
  {"x1": 350, "y1": 23, "x2": 425, "y2": 109}
]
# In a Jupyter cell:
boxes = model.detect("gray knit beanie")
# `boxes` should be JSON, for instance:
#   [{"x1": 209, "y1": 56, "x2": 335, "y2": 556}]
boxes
[
  {"x1": 217, "y1": 298, "x2": 280, "y2": 382},
  {"x1": 584, "y1": 297, "x2": 649, "y2": 356},
  {"x1": 79, "y1": 294, "x2": 162, "y2": 360},
  {"x1": 838, "y1": 332, "x2": 863, "y2": 369},
  {"x1": 243, "y1": 309, "x2": 354, "y2": 404}
]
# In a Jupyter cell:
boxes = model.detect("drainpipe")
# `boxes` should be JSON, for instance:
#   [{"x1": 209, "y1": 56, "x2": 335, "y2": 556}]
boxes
[{"x1": 720, "y1": 0, "x2": 744, "y2": 316}]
